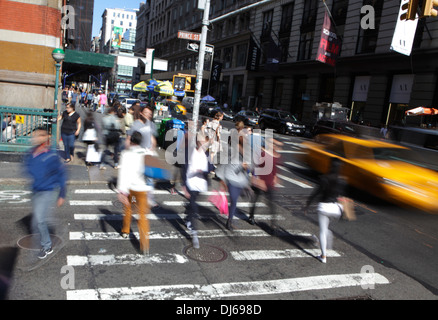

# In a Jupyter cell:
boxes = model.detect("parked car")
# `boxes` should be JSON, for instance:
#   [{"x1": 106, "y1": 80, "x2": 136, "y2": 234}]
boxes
[
  {"x1": 258, "y1": 109, "x2": 306, "y2": 135},
  {"x1": 113, "y1": 93, "x2": 129, "y2": 104},
  {"x1": 299, "y1": 134, "x2": 438, "y2": 213},
  {"x1": 182, "y1": 96, "x2": 194, "y2": 112},
  {"x1": 121, "y1": 98, "x2": 139, "y2": 110},
  {"x1": 199, "y1": 102, "x2": 217, "y2": 115},
  {"x1": 208, "y1": 107, "x2": 234, "y2": 120},
  {"x1": 312, "y1": 119, "x2": 356, "y2": 137},
  {"x1": 233, "y1": 110, "x2": 259, "y2": 126}
]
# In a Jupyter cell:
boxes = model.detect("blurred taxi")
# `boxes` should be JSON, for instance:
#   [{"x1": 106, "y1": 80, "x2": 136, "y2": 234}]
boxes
[
  {"x1": 166, "y1": 99, "x2": 187, "y2": 115},
  {"x1": 299, "y1": 134, "x2": 438, "y2": 213}
]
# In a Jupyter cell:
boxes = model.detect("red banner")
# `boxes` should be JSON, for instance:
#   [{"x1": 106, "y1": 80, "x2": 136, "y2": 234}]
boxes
[{"x1": 316, "y1": 11, "x2": 342, "y2": 67}]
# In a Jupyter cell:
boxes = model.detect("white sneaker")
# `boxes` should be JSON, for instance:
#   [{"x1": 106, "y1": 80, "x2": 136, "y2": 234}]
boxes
[{"x1": 317, "y1": 255, "x2": 327, "y2": 264}]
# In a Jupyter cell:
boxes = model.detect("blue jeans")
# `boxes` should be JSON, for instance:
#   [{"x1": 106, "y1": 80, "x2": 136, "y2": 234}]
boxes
[
  {"x1": 32, "y1": 190, "x2": 57, "y2": 250},
  {"x1": 227, "y1": 183, "x2": 244, "y2": 220},
  {"x1": 61, "y1": 132, "x2": 76, "y2": 160}
]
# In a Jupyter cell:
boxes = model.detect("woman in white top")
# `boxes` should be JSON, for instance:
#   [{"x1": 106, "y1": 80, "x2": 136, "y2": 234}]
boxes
[
  {"x1": 117, "y1": 131, "x2": 152, "y2": 254},
  {"x1": 185, "y1": 133, "x2": 209, "y2": 249}
]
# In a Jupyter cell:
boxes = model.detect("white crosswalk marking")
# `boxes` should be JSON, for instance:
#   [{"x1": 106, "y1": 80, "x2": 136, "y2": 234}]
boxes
[
  {"x1": 62, "y1": 182, "x2": 392, "y2": 300},
  {"x1": 73, "y1": 213, "x2": 283, "y2": 221},
  {"x1": 66, "y1": 273, "x2": 390, "y2": 300},
  {"x1": 69, "y1": 229, "x2": 314, "y2": 241}
]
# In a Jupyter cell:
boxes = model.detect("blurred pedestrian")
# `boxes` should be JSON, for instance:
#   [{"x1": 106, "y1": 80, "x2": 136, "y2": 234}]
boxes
[
  {"x1": 207, "y1": 111, "x2": 223, "y2": 166},
  {"x1": 185, "y1": 133, "x2": 209, "y2": 248},
  {"x1": 304, "y1": 158, "x2": 346, "y2": 263},
  {"x1": 58, "y1": 103, "x2": 81, "y2": 163},
  {"x1": 116, "y1": 131, "x2": 151, "y2": 255},
  {"x1": 82, "y1": 112, "x2": 101, "y2": 166},
  {"x1": 215, "y1": 134, "x2": 251, "y2": 231},
  {"x1": 92, "y1": 91, "x2": 99, "y2": 112},
  {"x1": 23, "y1": 127, "x2": 66, "y2": 259},
  {"x1": 126, "y1": 104, "x2": 158, "y2": 207},
  {"x1": 101, "y1": 106, "x2": 122, "y2": 169},
  {"x1": 248, "y1": 137, "x2": 282, "y2": 231},
  {"x1": 99, "y1": 90, "x2": 107, "y2": 114}
]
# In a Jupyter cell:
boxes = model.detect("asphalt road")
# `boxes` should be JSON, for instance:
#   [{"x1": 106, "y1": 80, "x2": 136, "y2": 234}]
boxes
[{"x1": 1, "y1": 110, "x2": 437, "y2": 303}]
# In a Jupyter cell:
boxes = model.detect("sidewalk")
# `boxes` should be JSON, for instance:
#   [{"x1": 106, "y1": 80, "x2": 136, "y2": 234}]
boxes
[{"x1": 0, "y1": 140, "x2": 120, "y2": 186}]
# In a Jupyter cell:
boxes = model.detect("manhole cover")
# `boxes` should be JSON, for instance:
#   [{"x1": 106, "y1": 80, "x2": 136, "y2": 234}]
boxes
[
  {"x1": 17, "y1": 234, "x2": 63, "y2": 251},
  {"x1": 183, "y1": 244, "x2": 228, "y2": 263}
]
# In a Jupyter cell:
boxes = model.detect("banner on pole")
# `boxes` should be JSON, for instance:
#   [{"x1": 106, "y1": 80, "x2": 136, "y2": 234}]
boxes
[{"x1": 316, "y1": 11, "x2": 342, "y2": 67}]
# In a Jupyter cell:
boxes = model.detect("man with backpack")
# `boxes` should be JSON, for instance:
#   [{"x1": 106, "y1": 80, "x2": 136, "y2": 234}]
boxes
[{"x1": 101, "y1": 107, "x2": 122, "y2": 169}]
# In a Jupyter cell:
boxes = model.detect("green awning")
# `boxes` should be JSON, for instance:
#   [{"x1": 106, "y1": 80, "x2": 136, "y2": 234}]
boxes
[{"x1": 64, "y1": 49, "x2": 115, "y2": 69}]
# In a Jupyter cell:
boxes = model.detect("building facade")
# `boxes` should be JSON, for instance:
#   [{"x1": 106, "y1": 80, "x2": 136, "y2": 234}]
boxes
[
  {"x1": 0, "y1": 0, "x2": 63, "y2": 108},
  {"x1": 137, "y1": 0, "x2": 438, "y2": 127},
  {"x1": 64, "y1": 0, "x2": 94, "y2": 51}
]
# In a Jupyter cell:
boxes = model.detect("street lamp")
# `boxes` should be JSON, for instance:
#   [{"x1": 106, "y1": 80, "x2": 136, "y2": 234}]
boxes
[{"x1": 51, "y1": 48, "x2": 65, "y2": 147}]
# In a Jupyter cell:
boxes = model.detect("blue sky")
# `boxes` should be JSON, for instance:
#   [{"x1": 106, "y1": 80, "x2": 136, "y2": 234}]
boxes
[{"x1": 92, "y1": 0, "x2": 143, "y2": 38}]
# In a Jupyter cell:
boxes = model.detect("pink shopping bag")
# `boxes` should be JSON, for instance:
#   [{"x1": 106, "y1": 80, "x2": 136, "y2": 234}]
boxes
[{"x1": 208, "y1": 190, "x2": 229, "y2": 216}]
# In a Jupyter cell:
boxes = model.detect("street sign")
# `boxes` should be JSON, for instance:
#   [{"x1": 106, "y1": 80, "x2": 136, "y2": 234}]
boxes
[
  {"x1": 178, "y1": 30, "x2": 201, "y2": 41},
  {"x1": 187, "y1": 42, "x2": 214, "y2": 54}
]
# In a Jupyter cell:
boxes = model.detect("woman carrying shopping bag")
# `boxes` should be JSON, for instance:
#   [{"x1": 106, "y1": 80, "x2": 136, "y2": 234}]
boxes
[{"x1": 304, "y1": 158, "x2": 347, "y2": 264}]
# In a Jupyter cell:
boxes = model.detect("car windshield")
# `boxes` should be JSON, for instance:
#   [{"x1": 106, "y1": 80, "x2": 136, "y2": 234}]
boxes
[
  {"x1": 246, "y1": 112, "x2": 258, "y2": 117},
  {"x1": 353, "y1": 146, "x2": 422, "y2": 165},
  {"x1": 279, "y1": 112, "x2": 297, "y2": 121}
]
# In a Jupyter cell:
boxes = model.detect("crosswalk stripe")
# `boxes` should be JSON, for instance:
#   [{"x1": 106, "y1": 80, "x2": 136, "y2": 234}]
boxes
[
  {"x1": 67, "y1": 249, "x2": 341, "y2": 268},
  {"x1": 69, "y1": 200, "x2": 267, "y2": 207},
  {"x1": 73, "y1": 213, "x2": 283, "y2": 221},
  {"x1": 284, "y1": 161, "x2": 306, "y2": 169},
  {"x1": 276, "y1": 173, "x2": 313, "y2": 188},
  {"x1": 66, "y1": 273, "x2": 390, "y2": 300},
  {"x1": 277, "y1": 150, "x2": 305, "y2": 154},
  {"x1": 74, "y1": 189, "x2": 232, "y2": 196},
  {"x1": 230, "y1": 249, "x2": 341, "y2": 261},
  {"x1": 67, "y1": 253, "x2": 188, "y2": 266},
  {"x1": 69, "y1": 229, "x2": 314, "y2": 241}
]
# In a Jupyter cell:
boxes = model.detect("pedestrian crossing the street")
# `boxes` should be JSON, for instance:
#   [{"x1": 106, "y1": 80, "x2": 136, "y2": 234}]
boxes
[{"x1": 61, "y1": 186, "x2": 391, "y2": 300}]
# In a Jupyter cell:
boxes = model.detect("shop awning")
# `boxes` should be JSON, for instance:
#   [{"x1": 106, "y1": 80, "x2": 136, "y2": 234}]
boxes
[{"x1": 64, "y1": 49, "x2": 115, "y2": 69}]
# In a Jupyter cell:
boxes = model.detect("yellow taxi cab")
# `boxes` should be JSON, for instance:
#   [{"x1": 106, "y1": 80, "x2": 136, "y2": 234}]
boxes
[
  {"x1": 166, "y1": 99, "x2": 187, "y2": 115},
  {"x1": 298, "y1": 134, "x2": 438, "y2": 213}
]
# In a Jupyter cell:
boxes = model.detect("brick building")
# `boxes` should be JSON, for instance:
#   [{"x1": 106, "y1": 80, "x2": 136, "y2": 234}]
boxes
[{"x1": 0, "y1": 0, "x2": 62, "y2": 108}]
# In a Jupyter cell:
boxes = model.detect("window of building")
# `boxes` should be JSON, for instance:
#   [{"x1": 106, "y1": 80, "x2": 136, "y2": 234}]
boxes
[
  {"x1": 261, "y1": 10, "x2": 273, "y2": 39},
  {"x1": 356, "y1": 0, "x2": 384, "y2": 54},
  {"x1": 224, "y1": 46, "x2": 233, "y2": 69},
  {"x1": 279, "y1": 2, "x2": 294, "y2": 36},
  {"x1": 298, "y1": 0, "x2": 318, "y2": 61},
  {"x1": 236, "y1": 44, "x2": 247, "y2": 67}
]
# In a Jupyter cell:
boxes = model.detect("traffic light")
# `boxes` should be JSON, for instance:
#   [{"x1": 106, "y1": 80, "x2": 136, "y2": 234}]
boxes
[
  {"x1": 400, "y1": 0, "x2": 419, "y2": 20},
  {"x1": 422, "y1": 0, "x2": 438, "y2": 17}
]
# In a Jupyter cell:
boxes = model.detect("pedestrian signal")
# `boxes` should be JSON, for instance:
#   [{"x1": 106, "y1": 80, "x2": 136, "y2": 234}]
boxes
[
  {"x1": 400, "y1": 0, "x2": 419, "y2": 20},
  {"x1": 422, "y1": 0, "x2": 438, "y2": 17}
]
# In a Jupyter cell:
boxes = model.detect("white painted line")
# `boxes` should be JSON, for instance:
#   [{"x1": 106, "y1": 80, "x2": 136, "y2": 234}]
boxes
[
  {"x1": 66, "y1": 273, "x2": 390, "y2": 300},
  {"x1": 69, "y1": 200, "x2": 265, "y2": 207},
  {"x1": 67, "y1": 253, "x2": 188, "y2": 266},
  {"x1": 277, "y1": 150, "x2": 305, "y2": 154},
  {"x1": 231, "y1": 249, "x2": 341, "y2": 261},
  {"x1": 282, "y1": 141, "x2": 303, "y2": 147},
  {"x1": 69, "y1": 229, "x2": 314, "y2": 241},
  {"x1": 162, "y1": 201, "x2": 266, "y2": 208},
  {"x1": 70, "y1": 200, "x2": 113, "y2": 206},
  {"x1": 284, "y1": 161, "x2": 306, "y2": 170},
  {"x1": 74, "y1": 189, "x2": 230, "y2": 196},
  {"x1": 277, "y1": 173, "x2": 313, "y2": 188},
  {"x1": 73, "y1": 213, "x2": 283, "y2": 221}
]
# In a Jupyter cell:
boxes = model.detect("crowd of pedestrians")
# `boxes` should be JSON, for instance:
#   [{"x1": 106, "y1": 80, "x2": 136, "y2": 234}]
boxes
[{"x1": 31, "y1": 91, "x2": 350, "y2": 265}]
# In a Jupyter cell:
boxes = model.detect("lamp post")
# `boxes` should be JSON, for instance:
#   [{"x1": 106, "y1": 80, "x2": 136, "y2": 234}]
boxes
[{"x1": 51, "y1": 48, "x2": 65, "y2": 148}]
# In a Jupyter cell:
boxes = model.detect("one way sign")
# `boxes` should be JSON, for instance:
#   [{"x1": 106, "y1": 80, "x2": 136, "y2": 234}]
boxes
[{"x1": 187, "y1": 42, "x2": 214, "y2": 54}]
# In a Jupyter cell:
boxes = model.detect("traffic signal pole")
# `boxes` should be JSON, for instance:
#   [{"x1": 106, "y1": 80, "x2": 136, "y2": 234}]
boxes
[
  {"x1": 191, "y1": 0, "x2": 272, "y2": 144},
  {"x1": 191, "y1": 0, "x2": 211, "y2": 146}
]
